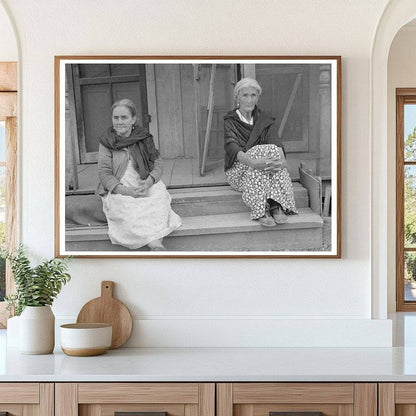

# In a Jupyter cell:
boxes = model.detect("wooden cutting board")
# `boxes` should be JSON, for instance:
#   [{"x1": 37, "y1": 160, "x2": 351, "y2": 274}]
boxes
[{"x1": 76, "y1": 281, "x2": 133, "y2": 349}]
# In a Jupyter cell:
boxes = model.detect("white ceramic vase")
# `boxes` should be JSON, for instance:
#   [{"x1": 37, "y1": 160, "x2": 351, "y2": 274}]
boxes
[
  {"x1": 6, "y1": 315, "x2": 20, "y2": 347},
  {"x1": 19, "y1": 305, "x2": 55, "y2": 354}
]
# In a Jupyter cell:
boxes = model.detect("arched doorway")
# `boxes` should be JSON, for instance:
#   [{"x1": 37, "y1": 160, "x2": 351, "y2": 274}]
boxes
[{"x1": 371, "y1": 0, "x2": 416, "y2": 319}]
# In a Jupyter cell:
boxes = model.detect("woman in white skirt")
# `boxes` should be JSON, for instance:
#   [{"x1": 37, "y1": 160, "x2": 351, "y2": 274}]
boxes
[{"x1": 97, "y1": 98, "x2": 181, "y2": 251}]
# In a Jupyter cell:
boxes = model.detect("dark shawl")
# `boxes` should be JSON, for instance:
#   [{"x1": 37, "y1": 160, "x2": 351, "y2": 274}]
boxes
[
  {"x1": 98, "y1": 123, "x2": 160, "y2": 180},
  {"x1": 223, "y1": 106, "x2": 282, "y2": 170}
]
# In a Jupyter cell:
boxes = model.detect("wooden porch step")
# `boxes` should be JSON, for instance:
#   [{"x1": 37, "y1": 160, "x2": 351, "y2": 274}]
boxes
[
  {"x1": 165, "y1": 208, "x2": 323, "y2": 251},
  {"x1": 65, "y1": 208, "x2": 324, "y2": 252},
  {"x1": 170, "y1": 183, "x2": 309, "y2": 217}
]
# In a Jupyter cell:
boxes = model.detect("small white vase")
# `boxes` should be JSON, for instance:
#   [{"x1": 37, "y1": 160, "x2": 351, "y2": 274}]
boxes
[
  {"x1": 6, "y1": 315, "x2": 20, "y2": 347},
  {"x1": 19, "y1": 305, "x2": 55, "y2": 354}
]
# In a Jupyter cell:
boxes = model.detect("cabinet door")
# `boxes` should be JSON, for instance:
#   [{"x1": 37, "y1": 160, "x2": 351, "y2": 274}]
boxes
[
  {"x1": 379, "y1": 383, "x2": 416, "y2": 416},
  {"x1": 217, "y1": 383, "x2": 377, "y2": 416},
  {"x1": 0, "y1": 383, "x2": 53, "y2": 416},
  {"x1": 56, "y1": 383, "x2": 215, "y2": 416}
]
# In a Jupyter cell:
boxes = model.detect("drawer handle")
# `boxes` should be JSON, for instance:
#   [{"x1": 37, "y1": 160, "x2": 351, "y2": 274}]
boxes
[
  {"x1": 270, "y1": 413, "x2": 324, "y2": 416},
  {"x1": 115, "y1": 412, "x2": 167, "y2": 416}
]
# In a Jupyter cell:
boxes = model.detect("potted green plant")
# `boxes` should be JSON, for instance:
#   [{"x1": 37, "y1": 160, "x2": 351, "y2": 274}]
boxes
[{"x1": 1, "y1": 245, "x2": 71, "y2": 354}]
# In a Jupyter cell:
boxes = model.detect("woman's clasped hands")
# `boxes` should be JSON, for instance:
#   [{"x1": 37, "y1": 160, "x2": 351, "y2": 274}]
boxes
[
  {"x1": 114, "y1": 176, "x2": 154, "y2": 198},
  {"x1": 250, "y1": 157, "x2": 286, "y2": 172}
]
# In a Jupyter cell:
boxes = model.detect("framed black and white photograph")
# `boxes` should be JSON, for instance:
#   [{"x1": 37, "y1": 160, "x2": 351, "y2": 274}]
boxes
[{"x1": 55, "y1": 56, "x2": 341, "y2": 258}]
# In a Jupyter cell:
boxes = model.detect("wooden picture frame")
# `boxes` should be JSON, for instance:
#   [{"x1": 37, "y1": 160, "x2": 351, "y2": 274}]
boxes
[{"x1": 55, "y1": 56, "x2": 341, "y2": 258}]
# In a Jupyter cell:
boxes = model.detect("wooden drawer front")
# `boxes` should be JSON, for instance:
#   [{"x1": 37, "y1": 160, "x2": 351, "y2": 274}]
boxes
[
  {"x1": 218, "y1": 384, "x2": 376, "y2": 416},
  {"x1": 394, "y1": 384, "x2": 416, "y2": 404},
  {"x1": 233, "y1": 384, "x2": 354, "y2": 404},
  {"x1": 79, "y1": 403, "x2": 185, "y2": 416},
  {"x1": 0, "y1": 383, "x2": 53, "y2": 416},
  {"x1": 78, "y1": 383, "x2": 200, "y2": 404},
  {"x1": 0, "y1": 404, "x2": 25, "y2": 416},
  {"x1": 235, "y1": 403, "x2": 342, "y2": 416},
  {"x1": 0, "y1": 383, "x2": 39, "y2": 403},
  {"x1": 57, "y1": 383, "x2": 215, "y2": 416}
]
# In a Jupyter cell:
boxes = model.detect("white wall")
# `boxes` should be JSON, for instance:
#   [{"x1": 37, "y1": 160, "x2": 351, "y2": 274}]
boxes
[
  {"x1": 0, "y1": 0, "x2": 394, "y2": 346},
  {"x1": 387, "y1": 25, "x2": 416, "y2": 312},
  {"x1": 0, "y1": 3, "x2": 17, "y2": 61}
]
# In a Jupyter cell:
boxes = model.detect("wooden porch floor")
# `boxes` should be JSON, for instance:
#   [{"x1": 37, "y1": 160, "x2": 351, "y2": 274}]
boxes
[{"x1": 74, "y1": 158, "x2": 227, "y2": 192}]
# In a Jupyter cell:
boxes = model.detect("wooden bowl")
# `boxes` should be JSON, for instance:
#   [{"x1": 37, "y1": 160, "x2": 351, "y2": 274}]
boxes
[{"x1": 60, "y1": 323, "x2": 112, "y2": 356}]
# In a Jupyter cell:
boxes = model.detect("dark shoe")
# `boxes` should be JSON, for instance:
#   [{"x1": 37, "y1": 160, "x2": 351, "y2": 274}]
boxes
[
  {"x1": 271, "y1": 207, "x2": 288, "y2": 224},
  {"x1": 257, "y1": 213, "x2": 276, "y2": 227}
]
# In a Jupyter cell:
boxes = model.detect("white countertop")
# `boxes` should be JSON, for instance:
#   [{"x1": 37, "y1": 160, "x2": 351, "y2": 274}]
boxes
[
  {"x1": 2, "y1": 313, "x2": 416, "y2": 382},
  {"x1": 1, "y1": 333, "x2": 416, "y2": 382}
]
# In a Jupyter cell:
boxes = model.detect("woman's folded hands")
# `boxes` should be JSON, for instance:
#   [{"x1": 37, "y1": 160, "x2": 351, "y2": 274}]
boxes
[
  {"x1": 114, "y1": 175, "x2": 155, "y2": 198},
  {"x1": 113, "y1": 183, "x2": 148, "y2": 198},
  {"x1": 250, "y1": 157, "x2": 286, "y2": 172}
]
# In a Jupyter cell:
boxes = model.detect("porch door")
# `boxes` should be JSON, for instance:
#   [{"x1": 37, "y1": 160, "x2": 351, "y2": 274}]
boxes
[
  {"x1": 70, "y1": 63, "x2": 149, "y2": 164},
  {"x1": 255, "y1": 64, "x2": 320, "y2": 153}
]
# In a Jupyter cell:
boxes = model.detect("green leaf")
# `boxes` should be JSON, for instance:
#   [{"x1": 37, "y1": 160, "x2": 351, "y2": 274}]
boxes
[{"x1": 5, "y1": 245, "x2": 71, "y2": 315}]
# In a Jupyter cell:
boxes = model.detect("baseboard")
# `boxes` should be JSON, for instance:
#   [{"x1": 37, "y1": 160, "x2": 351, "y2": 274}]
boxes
[{"x1": 56, "y1": 317, "x2": 392, "y2": 347}]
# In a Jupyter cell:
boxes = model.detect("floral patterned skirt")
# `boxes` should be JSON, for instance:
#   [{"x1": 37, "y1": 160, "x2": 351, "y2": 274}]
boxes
[{"x1": 225, "y1": 144, "x2": 298, "y2": 219}]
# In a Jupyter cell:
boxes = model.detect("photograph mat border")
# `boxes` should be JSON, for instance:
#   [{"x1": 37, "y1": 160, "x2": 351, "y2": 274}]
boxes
[{"x1": 55, "y1": 56, "x2": 341, "y2": 258}]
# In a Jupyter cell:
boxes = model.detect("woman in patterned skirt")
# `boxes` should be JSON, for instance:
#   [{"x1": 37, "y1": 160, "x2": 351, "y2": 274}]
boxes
[{"x1": 224, "y1": 78, "x2": 297, "y2": 227}]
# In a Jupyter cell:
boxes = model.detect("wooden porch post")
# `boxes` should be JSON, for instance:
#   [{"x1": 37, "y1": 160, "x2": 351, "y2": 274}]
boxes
[{"x1": 318, "y1": 64, "x2": 332, "y2": 177}]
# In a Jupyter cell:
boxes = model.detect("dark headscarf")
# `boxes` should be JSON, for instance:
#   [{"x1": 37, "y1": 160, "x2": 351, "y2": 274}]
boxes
[{"x1": 98, "y1": 123, "x2": 160, "y2": 180}]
